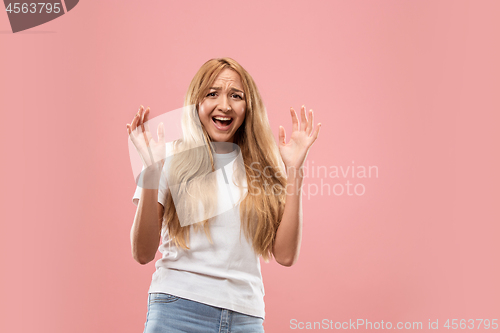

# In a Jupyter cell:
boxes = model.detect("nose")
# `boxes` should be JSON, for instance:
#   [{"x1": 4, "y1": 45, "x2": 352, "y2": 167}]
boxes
[{"x1": 217, "y1": 95, "x2": 230, "y2": 112}]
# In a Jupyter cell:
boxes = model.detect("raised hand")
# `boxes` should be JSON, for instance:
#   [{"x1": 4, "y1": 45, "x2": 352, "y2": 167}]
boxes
[
  {"x1": 278, "y1": 105, "x2": 321, "y2": 174},
  {"x1": 126, "y1": 105, "x2": 166, "y2": 172}
]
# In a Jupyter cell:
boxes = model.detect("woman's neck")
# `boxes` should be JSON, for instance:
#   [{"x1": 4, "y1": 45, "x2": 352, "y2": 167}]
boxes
[{"x1": 213, "y1": 141, "x2": 236, "y2": 154}]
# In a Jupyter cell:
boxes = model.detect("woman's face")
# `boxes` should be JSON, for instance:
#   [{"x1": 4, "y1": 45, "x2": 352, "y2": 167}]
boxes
[{"x1": 198, "y1": 68, "x2": 246, "y2": 143}]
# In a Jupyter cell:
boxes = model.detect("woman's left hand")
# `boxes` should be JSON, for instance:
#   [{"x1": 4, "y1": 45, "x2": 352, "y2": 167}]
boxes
[{"x1": 279, "y1": 105, "x2": 321, "y2": 173}]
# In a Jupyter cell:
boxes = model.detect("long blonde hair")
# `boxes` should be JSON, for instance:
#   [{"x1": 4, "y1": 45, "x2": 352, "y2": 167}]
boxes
[{"x1": 162, "y1": 57, "x2": 286, "y2": 262}]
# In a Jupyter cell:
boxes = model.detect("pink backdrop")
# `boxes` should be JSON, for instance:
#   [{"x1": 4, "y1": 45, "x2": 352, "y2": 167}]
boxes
[{"x1": 1, "y1": 1, "x2": 499, "y2": 332}]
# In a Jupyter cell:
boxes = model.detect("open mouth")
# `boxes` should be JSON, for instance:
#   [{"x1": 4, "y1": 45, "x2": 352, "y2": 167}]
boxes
[{"x1": 212, "y1": 116, "x2": 233, "y2": 130}]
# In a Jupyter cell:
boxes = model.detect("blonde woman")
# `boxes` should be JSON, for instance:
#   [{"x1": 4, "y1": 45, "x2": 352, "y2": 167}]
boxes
[{"x1": 126, "y1": 58, "x2": 321, "y2": 333}]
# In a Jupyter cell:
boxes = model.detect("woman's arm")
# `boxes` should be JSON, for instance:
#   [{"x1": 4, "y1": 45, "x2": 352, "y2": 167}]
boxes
[
  {"x1": 130, "y1": 174, "x2": 164, "y2": 265},
  {"x1": 127, "y1": 105, "x2": 166, "y2": 265},
  {"x1": 273, "y1": 105, "x2": 321, "y2": 267},
  {"x1": 272, "y1": 171, "x2": 304, "y2": 267}
]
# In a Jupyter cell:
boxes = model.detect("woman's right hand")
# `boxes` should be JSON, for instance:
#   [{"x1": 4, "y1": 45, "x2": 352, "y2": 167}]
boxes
[{"x1": 126, "y1": 105, "x2": 166, "y2": 173}]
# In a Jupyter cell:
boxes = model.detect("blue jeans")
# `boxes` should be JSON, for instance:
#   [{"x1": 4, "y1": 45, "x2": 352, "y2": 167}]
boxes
[{"x1": 143, "y1": 292, "x2": 265, "y2": 333}]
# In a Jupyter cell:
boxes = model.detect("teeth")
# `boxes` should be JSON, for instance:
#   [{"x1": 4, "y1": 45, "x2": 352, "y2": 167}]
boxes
[{"x1": 214, "y1": 116, "x2": 232, "y2": 121}]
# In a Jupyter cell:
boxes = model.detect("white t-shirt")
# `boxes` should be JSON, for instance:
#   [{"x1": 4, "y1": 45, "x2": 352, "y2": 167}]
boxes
[{"x1": 132, "y1": 143, "x2": 266, "y2": 319}]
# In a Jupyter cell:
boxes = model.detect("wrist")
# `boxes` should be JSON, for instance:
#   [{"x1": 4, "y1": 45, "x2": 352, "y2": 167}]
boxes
[
  {"x1": 137, "y1": 167, "x2": 162, "y2": 189},
  {"x1": 286, "y1": 165, "x2": 305, "y2": 180}
]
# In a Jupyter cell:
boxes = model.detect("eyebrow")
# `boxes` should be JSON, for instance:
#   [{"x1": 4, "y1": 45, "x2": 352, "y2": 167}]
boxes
[{"x1": 209, "y1": 86, "x2": 244, "y2": 94}]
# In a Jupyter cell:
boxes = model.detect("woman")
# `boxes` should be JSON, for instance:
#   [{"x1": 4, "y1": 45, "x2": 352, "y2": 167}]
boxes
[{"x1": 126, "y1": 57, "x2": 321, "y2": 333}]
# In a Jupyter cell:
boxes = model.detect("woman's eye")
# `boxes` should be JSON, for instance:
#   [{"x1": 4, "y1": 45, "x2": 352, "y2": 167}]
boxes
[
  {"x1": 207, "y1": 92, "x2": 216, "y2": 97},
  {"x1": 232, "y1": 94, "x2": 242, "y2": 99}
]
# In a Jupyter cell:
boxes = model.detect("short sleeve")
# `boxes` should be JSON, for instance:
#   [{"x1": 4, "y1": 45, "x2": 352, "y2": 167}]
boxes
[{"x1": 132, "y1": 142, "x2": 173, "y2": 207}]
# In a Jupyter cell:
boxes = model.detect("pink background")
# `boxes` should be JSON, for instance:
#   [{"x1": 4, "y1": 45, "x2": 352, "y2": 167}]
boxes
[{"x1": 1, "y1": 0, "x2": 499, "y2": 332}]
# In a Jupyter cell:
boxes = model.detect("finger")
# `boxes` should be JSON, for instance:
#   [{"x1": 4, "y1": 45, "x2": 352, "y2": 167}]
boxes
[
  {"x1": 310, "y1": 123, "x2": 322, "y2": 143},
  {"x1": 137, "y1": 107, "x2": 148, "y2": 145},
  {"x1": 300, "y1": 105, "x2": 307, "y2": 131},
  {"x1": 307, "y1": 109, "x2": 314, "y2": 136},
  {"x1": 143, "y1": 107, "x2": 149, "y2": 123},
  {"x1": 142, "y1": 108, "x2": 153, "y2": 142},
  {"x1": 131, "y1": 111, "x2": 140, "y2": 132},
  {"x1": 279, "y1": 125, "x2": 286, "y2": 145},
  {"x1": 127, "y1": 123, "x2": 136, "y2": 137},
  {"x1": 127, "y1": 124, "x2": 138, "y2": 146},
  {"x1": 140, "y1": 108, "x2": 154, "y2": 145},
  {"x1": 158, "y1": 122, "x2": 165, "y2": 144},
  {"x1": 133, "y1": 106, "x2": 143, "y2": 132},
  {"x1": 290, "y1": 107, "x2": 299, "y2": 132},
  {"x1": 143, "y1": 123, "x2": 153, "y2": 145},
  {"x1": 141, "y1": 131, "x2": 152, "y2": 148},
  {"x1": 137, "y1": 106, "x2": 144, "y2": 127}
]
